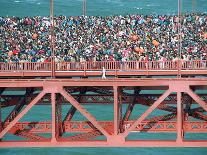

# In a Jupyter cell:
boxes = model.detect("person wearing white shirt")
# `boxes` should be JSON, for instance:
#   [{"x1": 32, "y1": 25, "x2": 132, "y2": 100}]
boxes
[{"x1": 102, "y1": 67, "x2": 106, "y2": 79}]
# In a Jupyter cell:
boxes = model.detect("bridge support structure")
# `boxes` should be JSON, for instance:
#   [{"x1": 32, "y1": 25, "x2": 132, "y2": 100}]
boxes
[{"x1": 0, "y1": 78, "x2": 207, "y2": 147}]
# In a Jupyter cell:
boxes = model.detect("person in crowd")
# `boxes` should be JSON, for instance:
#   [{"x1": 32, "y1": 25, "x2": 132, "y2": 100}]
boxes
[{"x1": 0, "y1": 13, "x2": 206, "y2": 63}]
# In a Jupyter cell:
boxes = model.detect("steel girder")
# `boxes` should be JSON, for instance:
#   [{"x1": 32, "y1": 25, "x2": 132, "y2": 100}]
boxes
[{"x1": 0, "y1": 78, "x2": 207, "y2": 147}]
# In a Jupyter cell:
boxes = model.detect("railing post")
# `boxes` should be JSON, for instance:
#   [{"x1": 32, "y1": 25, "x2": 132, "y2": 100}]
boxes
[
  {"x1": 177, "y1": 60, "x2": 182, "y2": 78},
  {"x1": 25, "y1": 62, "x2": 30, "y2": 70},
  {"x1": 23, "y1": 62, "x2": 26, "y2": 71},
  {"x1": 84, "y1": 61, "x2": 86, "y2": 77},
  {"x1": 115, "y1": 61, "x2": 117, "y2": 78},
  {"x1": 177, "y1": 60, "x2": 179, "y2": 77},
  {"x1": 147, "y1": 61, "x2": 149, "y2": 77},
  {"x1": 20, "y1": 62, "x2": 23, "y2": 77}
]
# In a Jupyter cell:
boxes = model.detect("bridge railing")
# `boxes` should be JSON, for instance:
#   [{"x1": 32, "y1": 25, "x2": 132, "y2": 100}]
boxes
[
  {"x1": 0, "y1": 60, "x2": 206, "y2": 72},
  {"x1": 147, "y1": 61, "x2": 178, "y2": 70},
  {"x1": 182, "y1": 60, "x2": 207, "y2": 70},
  {"x1": 0, "y1": 62, "x2": 51, "y2": 71},
  {"x1": 55, "y1": 61, "x2": 178, "y2": 71}
]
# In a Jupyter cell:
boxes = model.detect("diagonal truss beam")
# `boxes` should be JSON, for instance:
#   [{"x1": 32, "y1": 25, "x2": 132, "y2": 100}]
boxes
[
  {"x1": 3, "y1": 98, "x2": 23, "y2": 124},
  {"x1": 15, "y1": 130, "x2": 49, "y2": 141},
  {"x1": 1, "y1": 98, "x2": 21, "y2": 108},
  {"x1": 122, "y1": 89, "x2": 171, "y2": 138},
  {"x1": 61, "y1": 130, "x2": 102, "y2": 141},
  {"x1": 145, "y1": 113, "x2": 176, "y2": 122},
  {"x1": 190, "y1": 107, "x2": 205, "y2": 113},
  {"x1": 141, "y1": 113, "x2": 176, "y2": 132},
  {"x1": 0, "y1": 105, "x2": 1, "y2": 133},
  {"x1": 190, "y1": 111, "x2": 207, "y2": 121},
  {"x1": 0, "y1": 91, "x2": 45, "y2": 139},
  {"x1": 139, "y1": 97, "x2": 177, "y2": 113},
  {"x1": 63, "y1": 106, "x2": 76, "y2": 122},
  {"x1": 56, "y1": 94, "x2": 63, "y2": 137},
  {"x1": 123, "y1": 87, "x2": 140, "y2": 123},
  {"x1": 9, "y1": 126, "x2": 49, "y2": 141},
  {"x1": 3, "y1": 88, "x2": 34, "y2": 125},
  {"x1": 183, "y1": 94, "x2": 193, "y2": 120},
  {"x1": 62, "y1": 87, "x2": 87, "y2": 136},
  {"x1": 60, "y1": 89, "x2": 110, "y2": 138},
  {"x1": 187, "y1": 88, "x2": 207, "y2": 112},
  {"x1": 63, "y1": 88, "x2": 87, "y2": 123},
  {"x1": 0, "y1": 88, "x2": 5, "y2": 132},
  {"x1": 184, "y1": 95, "x2": 192, "y2": 112}
]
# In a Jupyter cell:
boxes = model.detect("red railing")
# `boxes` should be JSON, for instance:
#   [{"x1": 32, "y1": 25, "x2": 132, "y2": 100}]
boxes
[
  {"x1": 55, "y1": 61, "x2": 178, "y2": 71},
  {"x1": 0, "y1": 62, "x2": 51, "y2": 71},
  {"x1": 182, "y1": 60, "x2": 207, "y2": 70},
  {"x1": 0, "y1": 60, "x2": 206, "y2": 72}
]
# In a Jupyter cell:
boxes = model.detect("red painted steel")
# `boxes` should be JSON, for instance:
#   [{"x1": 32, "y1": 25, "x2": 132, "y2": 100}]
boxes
[
  {"x1": 4, "y1": 121, "x2": 207, "y2": 133},
  {"x1": 0, "y1": 91, "x2": 45, "y2": 139},
  {"x1": 0, "y1": 60, "x2": 207, "y2": 77},
  {"x1": 8, "y1": 126, "x2": 50, "y2": 141},
  {"x1": 0, "y1": 78, "x2": 207, "y2": 147},
  {"x1": 1, "y1": 94, "x2": 207, "y2": 106}
]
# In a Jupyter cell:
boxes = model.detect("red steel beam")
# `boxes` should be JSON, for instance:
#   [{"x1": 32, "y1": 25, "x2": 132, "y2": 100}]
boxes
[
  {"x1": 8, "y1": 126, "x2": 49, "y2": 141},
  {"x1": 61, "y1": 131, "x2": 102, "y2": 141},
  {"x1": 0, "y1": 79, "x2": 207, "y2": 88},
  {"x1": 0, "y1": 91, "x2": 45, "y2": 139},
  {"x1": 56, "y1": 96, "x2": 63, "y2": 137},
  {"x1": 63, "y1": 88, "x2": 87, "y2": 122},
  {"x1": 0, "y1": 107, "x2": 1, "y2": 134},
  {"x1": 62, "y1": 87, "x2": 87, "y2": 136},
  {"x1": 122, "y1": 89, "x2": 172, "y2": 137},
  {"x1": 1, "y1": 98, "x2": 22, "y2": 107},
  {"x1": 0, "y1": 140, "x2": 207, "y2": 147},
  {"x1": 113, "y1": 86, "x2": 121, "y2": 135},
  {"x1": 60, "y1": 89, "x2": 110, "y2": 138},
  {"x1": 63, "y1": 106, "x2": 76, "y2": 122},
  {"x1": 187, "y1": 89, "x2": 207, "y2": 112},
  {"x1": 122, "y1": 87, "x2": 140, "y2": 123},
  {"x1": 4, "y1": 121, "x2": 207, "y2": 133},
  {"x1": 0, "y1": 88, "x2": 5, "y2": 133},
  {"x1": 113, "y1": 86, "x2": 118, "y2": 135},
  {"x1": 5, "y1": 122, "x2": 51, "y2": 133},
  {"x1": 3, "y1": 89, "x2": 34, "y2": 125},
  {"x1": 184, "y1": 95, "x2": 193, "y2": 120},
  {"x1": 51, "y1": 93, "x2": 57, "y2": 142},
  {"x1": 63, "y1": 121, "x2": 207, "y2": 133},
  {"x1": 3, "y1": 98, "x2": 25, "y2": 124},
  {"x1": 0, "y1": 78, "x2": 206, "y2": 147},
  {"x1": 145, "y1": 113, "x2": 176, "y2": 122},
  {"x1": 190, "y1": 111, "x2": 207, "y2": 121},
  {"x1": 2, "y1": 94, "x2": 207, "y2": 106},
  {"x1": 118, "y1": 88, "x2": 123, "y2": 133},
  {"x1": 176, "y1": 91, "x2": 184, "y2": 143},
  {"x1": 0, "y1": 105, "x2": 1, "y2": 134}
]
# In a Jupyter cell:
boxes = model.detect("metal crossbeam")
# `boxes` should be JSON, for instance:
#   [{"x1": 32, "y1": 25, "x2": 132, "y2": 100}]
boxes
[
  {"x1": 4, "y1": 121, "x2": 207, "y2": 133},
  {"x1": 0, "y1": 78, "x2": 207, "y2": 147}
]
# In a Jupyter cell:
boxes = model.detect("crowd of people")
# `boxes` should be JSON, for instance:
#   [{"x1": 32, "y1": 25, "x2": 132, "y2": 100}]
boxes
[{"x1": 0, "y1": 13, "x2": 207, "y2": 63}]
